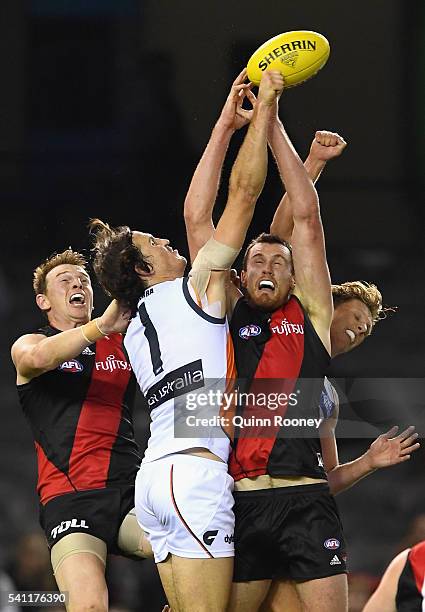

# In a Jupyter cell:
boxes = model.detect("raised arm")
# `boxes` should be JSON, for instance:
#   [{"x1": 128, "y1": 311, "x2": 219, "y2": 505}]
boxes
[
  {"x1": 270, "y1": 131, "x2": 347, "y2": 240},
  {"x1": 189, "y1": 72, "x2": 283, "y2": 314},
  {"x1": 184, "y1": 69, "x2": 256, "y2": 262},
  {"x1": 268, "y1": 115, "x2": 333, "y2": 349},
  {"x1": 11, "y1": 300, "x2": 130, "y2": 384},
  {"x1": 213, "y1": 71, "x2": 282, "y2": 249}
]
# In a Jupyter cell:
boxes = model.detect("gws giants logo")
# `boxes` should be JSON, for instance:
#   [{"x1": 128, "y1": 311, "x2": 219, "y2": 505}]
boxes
[
  {"x1": 95, "y1": 354, "x2": 132, "y2": 373},
  {"x1": 59, "y1": 360, "x2": 83, "y2": 373},
  {"x1": 239, "y1": 324, "x2": 262, "y2": 340},
  {"x1": 203, "y1": 530, "x2": 218, "y2": 546},
  {"x1": 51, "y1": 518, "x2": 89, "y2": 539}
]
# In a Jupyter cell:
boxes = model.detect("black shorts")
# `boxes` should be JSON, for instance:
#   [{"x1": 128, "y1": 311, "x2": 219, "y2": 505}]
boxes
[
  {"x1": 40, "y1": 486, "x2": 135, "y2": 555},
  {"x1": 233, "y1": 483, "x2": 347, "y2": 582}
]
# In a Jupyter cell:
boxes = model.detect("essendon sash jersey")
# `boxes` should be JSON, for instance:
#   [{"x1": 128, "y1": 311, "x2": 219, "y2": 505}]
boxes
[
  {"x1": 229, "y1": 295, "x2": 330, "y2": 481},
  {"x1": 17, "y1": 325, "x2": 140, "y2": 505},
  {"x1": 396, "y1": 541, "x2": 425, "y2": 611}
]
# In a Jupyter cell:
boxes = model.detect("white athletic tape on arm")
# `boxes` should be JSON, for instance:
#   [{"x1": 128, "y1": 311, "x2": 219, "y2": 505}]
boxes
[{"x1": 189, "y1": 237, "x2": 240, "y2": 298}]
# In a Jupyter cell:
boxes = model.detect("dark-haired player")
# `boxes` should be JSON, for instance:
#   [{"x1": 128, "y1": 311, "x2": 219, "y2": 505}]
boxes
[
  {"x1": 184, "y1": 73, "x2": 419, "y2": 612},
  {"x1": 11, "y1": 249, "x2": 150, "y2": 612},
  {"x1": 88, "y1": 71, "x2": 285, "y2": 612}
]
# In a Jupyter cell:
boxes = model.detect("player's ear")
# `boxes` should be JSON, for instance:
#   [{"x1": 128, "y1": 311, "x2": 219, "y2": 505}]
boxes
[
  {"x1": 36, "y1": 293, "x2": 51, "y2": 312},
  {"x1": 240, "y1": 269, "x2": 247, "y2": 288},
  {"x1": 135, "y1": 263, "x2": 153, "y2": 279}
]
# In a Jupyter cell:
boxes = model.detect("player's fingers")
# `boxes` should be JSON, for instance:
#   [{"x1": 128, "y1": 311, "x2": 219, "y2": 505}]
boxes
[
  {"x1": 400, "y1": 442, "x2": 420, "y2": 455},
  {"x1": 395, "y1": 425, "x2": 416, "y2": 441},
  {"x1": 382, "y1": 426, "x2": 399, "y2": 439},
  {"x1": 400, "y1": 432, "x2": 419, "y2": 448},
  {"x1": 233, "y1": 68, "x2": 248, "y2": 86},
  {"x1": 398, "y1": 454, "x2": 411, "y2": 462},
  {"x1": 233, "y1": 84, "x2": 250, "y2": 94},
  {"x1": 245, "y1": 88, "x2": 257, "y2": 104}
]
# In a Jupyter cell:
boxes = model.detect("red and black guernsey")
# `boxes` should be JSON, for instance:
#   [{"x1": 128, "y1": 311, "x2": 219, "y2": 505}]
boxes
[
  {"x1": 396, "y1": 541, "x2": 425, "y2": 611},
  {"x1": 17, "y1": 325, "x2": 140, "y2": 505},
  {"x1": 229, "y1": 295, "x2": 330, "y2": 481}
]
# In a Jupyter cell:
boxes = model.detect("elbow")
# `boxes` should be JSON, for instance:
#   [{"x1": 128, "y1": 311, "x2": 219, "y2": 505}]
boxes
[
  {"x1": 293, "y1": 207, "x2": 323, "y2": 235},
  {"x1": 30, "y1": 346, "x2": 57, "y2": 372},
  {"x1": 184, "y1": 203, "x2": 202, "y2": 228},
  {"x1": 228, "y1": 178, "x2": 263, "y2": 209}
]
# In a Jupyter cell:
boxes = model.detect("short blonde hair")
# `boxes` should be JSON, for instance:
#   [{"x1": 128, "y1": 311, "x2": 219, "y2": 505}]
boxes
[
  {"x1": 33, "y1": 249, "x2": 88, "y2": 295},
  {"x1": 331, "y1": 281, "x2": 388, "y2": 326}
]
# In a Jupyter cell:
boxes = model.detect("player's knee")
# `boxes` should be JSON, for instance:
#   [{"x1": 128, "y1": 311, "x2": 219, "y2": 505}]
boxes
[{"x1": 117, "y1": 511, "x2": 153, "y2": 559}]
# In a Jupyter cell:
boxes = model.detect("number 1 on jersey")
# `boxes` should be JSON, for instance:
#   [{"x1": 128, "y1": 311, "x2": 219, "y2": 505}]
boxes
[{"x1": 138, "y1": 303, "x2": 164, "y2": 376}]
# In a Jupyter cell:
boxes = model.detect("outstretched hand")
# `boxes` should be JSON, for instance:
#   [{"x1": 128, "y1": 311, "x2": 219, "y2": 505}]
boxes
[
  {"x1": 366, "y1": 425, "x2": 420, "y2": 469},
  {"x1": 218, "y1": 68, "x2": 256, "y2": 132},
  {"x1": 257, "y1": 70, "x2": 285, "y2": 106},
  {"x1": 98, "y1": 299, "x2": 132, "y2": 335},
  {"x1": 309, "y1": 130, "x2": 347, "y2": 162}
]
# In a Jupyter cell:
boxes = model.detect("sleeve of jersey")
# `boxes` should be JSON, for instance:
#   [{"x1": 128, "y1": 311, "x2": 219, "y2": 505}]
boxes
[{"x1": 189, "y1": 236, "x2": 240, "y2": 298}]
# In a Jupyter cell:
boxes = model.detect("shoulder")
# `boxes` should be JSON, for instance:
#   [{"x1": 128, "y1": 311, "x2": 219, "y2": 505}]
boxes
[{"x1": 11, "y1": 332, "x2": 47, "y2": 359}]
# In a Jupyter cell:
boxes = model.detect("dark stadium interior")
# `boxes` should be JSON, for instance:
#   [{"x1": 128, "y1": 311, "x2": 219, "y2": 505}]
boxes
[{"x1": 0, "y1": 1, "x2": 424, "y2": 610}]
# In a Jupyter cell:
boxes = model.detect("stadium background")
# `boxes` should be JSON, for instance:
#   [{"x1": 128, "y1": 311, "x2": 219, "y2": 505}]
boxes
[{"x1": 0, "y1": 1, "x2": 424, "y2": 610}]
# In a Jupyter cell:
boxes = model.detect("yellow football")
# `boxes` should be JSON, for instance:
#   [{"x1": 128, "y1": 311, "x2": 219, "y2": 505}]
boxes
[{"x1": 247, "y1": 30, "x2": 330, "y2": 88}]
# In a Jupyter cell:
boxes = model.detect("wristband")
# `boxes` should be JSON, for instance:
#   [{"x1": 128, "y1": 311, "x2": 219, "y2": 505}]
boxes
[{"x1": 80, "y1": 318, "x2": 108, "y2": 344}]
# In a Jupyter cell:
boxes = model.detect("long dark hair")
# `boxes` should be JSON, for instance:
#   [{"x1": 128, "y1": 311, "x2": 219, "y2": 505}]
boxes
[{"x1": 89, "y1": 218, "x2": 151, "y2": 315}]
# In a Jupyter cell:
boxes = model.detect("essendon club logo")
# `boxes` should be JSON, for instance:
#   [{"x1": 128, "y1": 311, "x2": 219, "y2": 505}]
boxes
[{"x1": 58, "y1": 360, "x2": 84, "y2": 373}]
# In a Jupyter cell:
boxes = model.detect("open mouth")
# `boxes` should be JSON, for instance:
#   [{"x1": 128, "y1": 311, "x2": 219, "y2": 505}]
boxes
[
  {"x1": 69, "y1": 292, "x2": 86, "y2": 306},
  {"x1": 345, "y1": 329, "x2": 355, "y2": 344},
  {"x1": 258, "y1": 279, "x2": 275, "y2": 291}
]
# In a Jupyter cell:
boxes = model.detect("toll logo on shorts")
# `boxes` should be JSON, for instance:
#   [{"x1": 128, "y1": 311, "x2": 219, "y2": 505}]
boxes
[
  {"x1": 239, "y1": 324, "x2": 262, "y2": 340},
  {"x1": 203, "y1": 530, "x2": 218, "y2": 546},
  {"x1": 51, "y1": 518, "x2": 89, "y2": 539},
  {"x1": 58, "y1": 360, "x2": 84, "y2": 373},
  {"x1": 324, "y1": 538, "x2": 340, "y2": 550}
]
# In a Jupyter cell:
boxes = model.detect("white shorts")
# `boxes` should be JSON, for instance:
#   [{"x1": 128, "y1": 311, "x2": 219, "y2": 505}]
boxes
[{"x1": 135, "y1": 454, "x2": 235, "y2": 562}]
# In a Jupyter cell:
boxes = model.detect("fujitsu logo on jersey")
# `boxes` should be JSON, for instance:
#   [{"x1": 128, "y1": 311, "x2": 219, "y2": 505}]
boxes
[
  {"x1": 95, "y1": 354, "x2": 132, "y2": 372},
  {"x1": 59, "y1": 360, "x2": 84, "y2": 373},
  {"x1": 271, "y1": 318, "x2": 304, "y2": 336}
]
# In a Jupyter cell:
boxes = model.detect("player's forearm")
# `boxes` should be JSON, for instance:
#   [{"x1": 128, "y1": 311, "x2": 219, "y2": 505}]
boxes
[
  {"x1": 327, "y1": 453, "x2": 376, "y2": 495},
  {"x1": 184, "y1": 121, "x2": 234, "y2": 226},
  {"x1": 269, "y1": 154, "x2": 327, "y2": 239},
  {"x1": 228, "y1": 101, "x2": 270, "y2": 204},
  {"x1": 269, "y1": 119, "x2": 319, "y2": 221},
  {"x1": 26, "y1": 321, "x2": 106, "y2": 373}
]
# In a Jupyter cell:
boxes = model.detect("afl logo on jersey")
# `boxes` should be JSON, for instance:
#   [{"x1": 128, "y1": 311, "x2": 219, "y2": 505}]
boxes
[
  {"x1": 324, "y1": 538, "x2": 340, "y2": 550},
  {"x1": 59, "y1": 360, "x2": 84, "y2": 373},
  {"x1": 239, "y1": 324, "x2": 262, "y2": 340}
]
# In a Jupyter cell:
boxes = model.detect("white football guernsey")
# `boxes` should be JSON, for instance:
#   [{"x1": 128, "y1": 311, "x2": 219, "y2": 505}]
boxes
[{"x1": 124, "y1": 277, "x2": 235, "y2": 463}]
